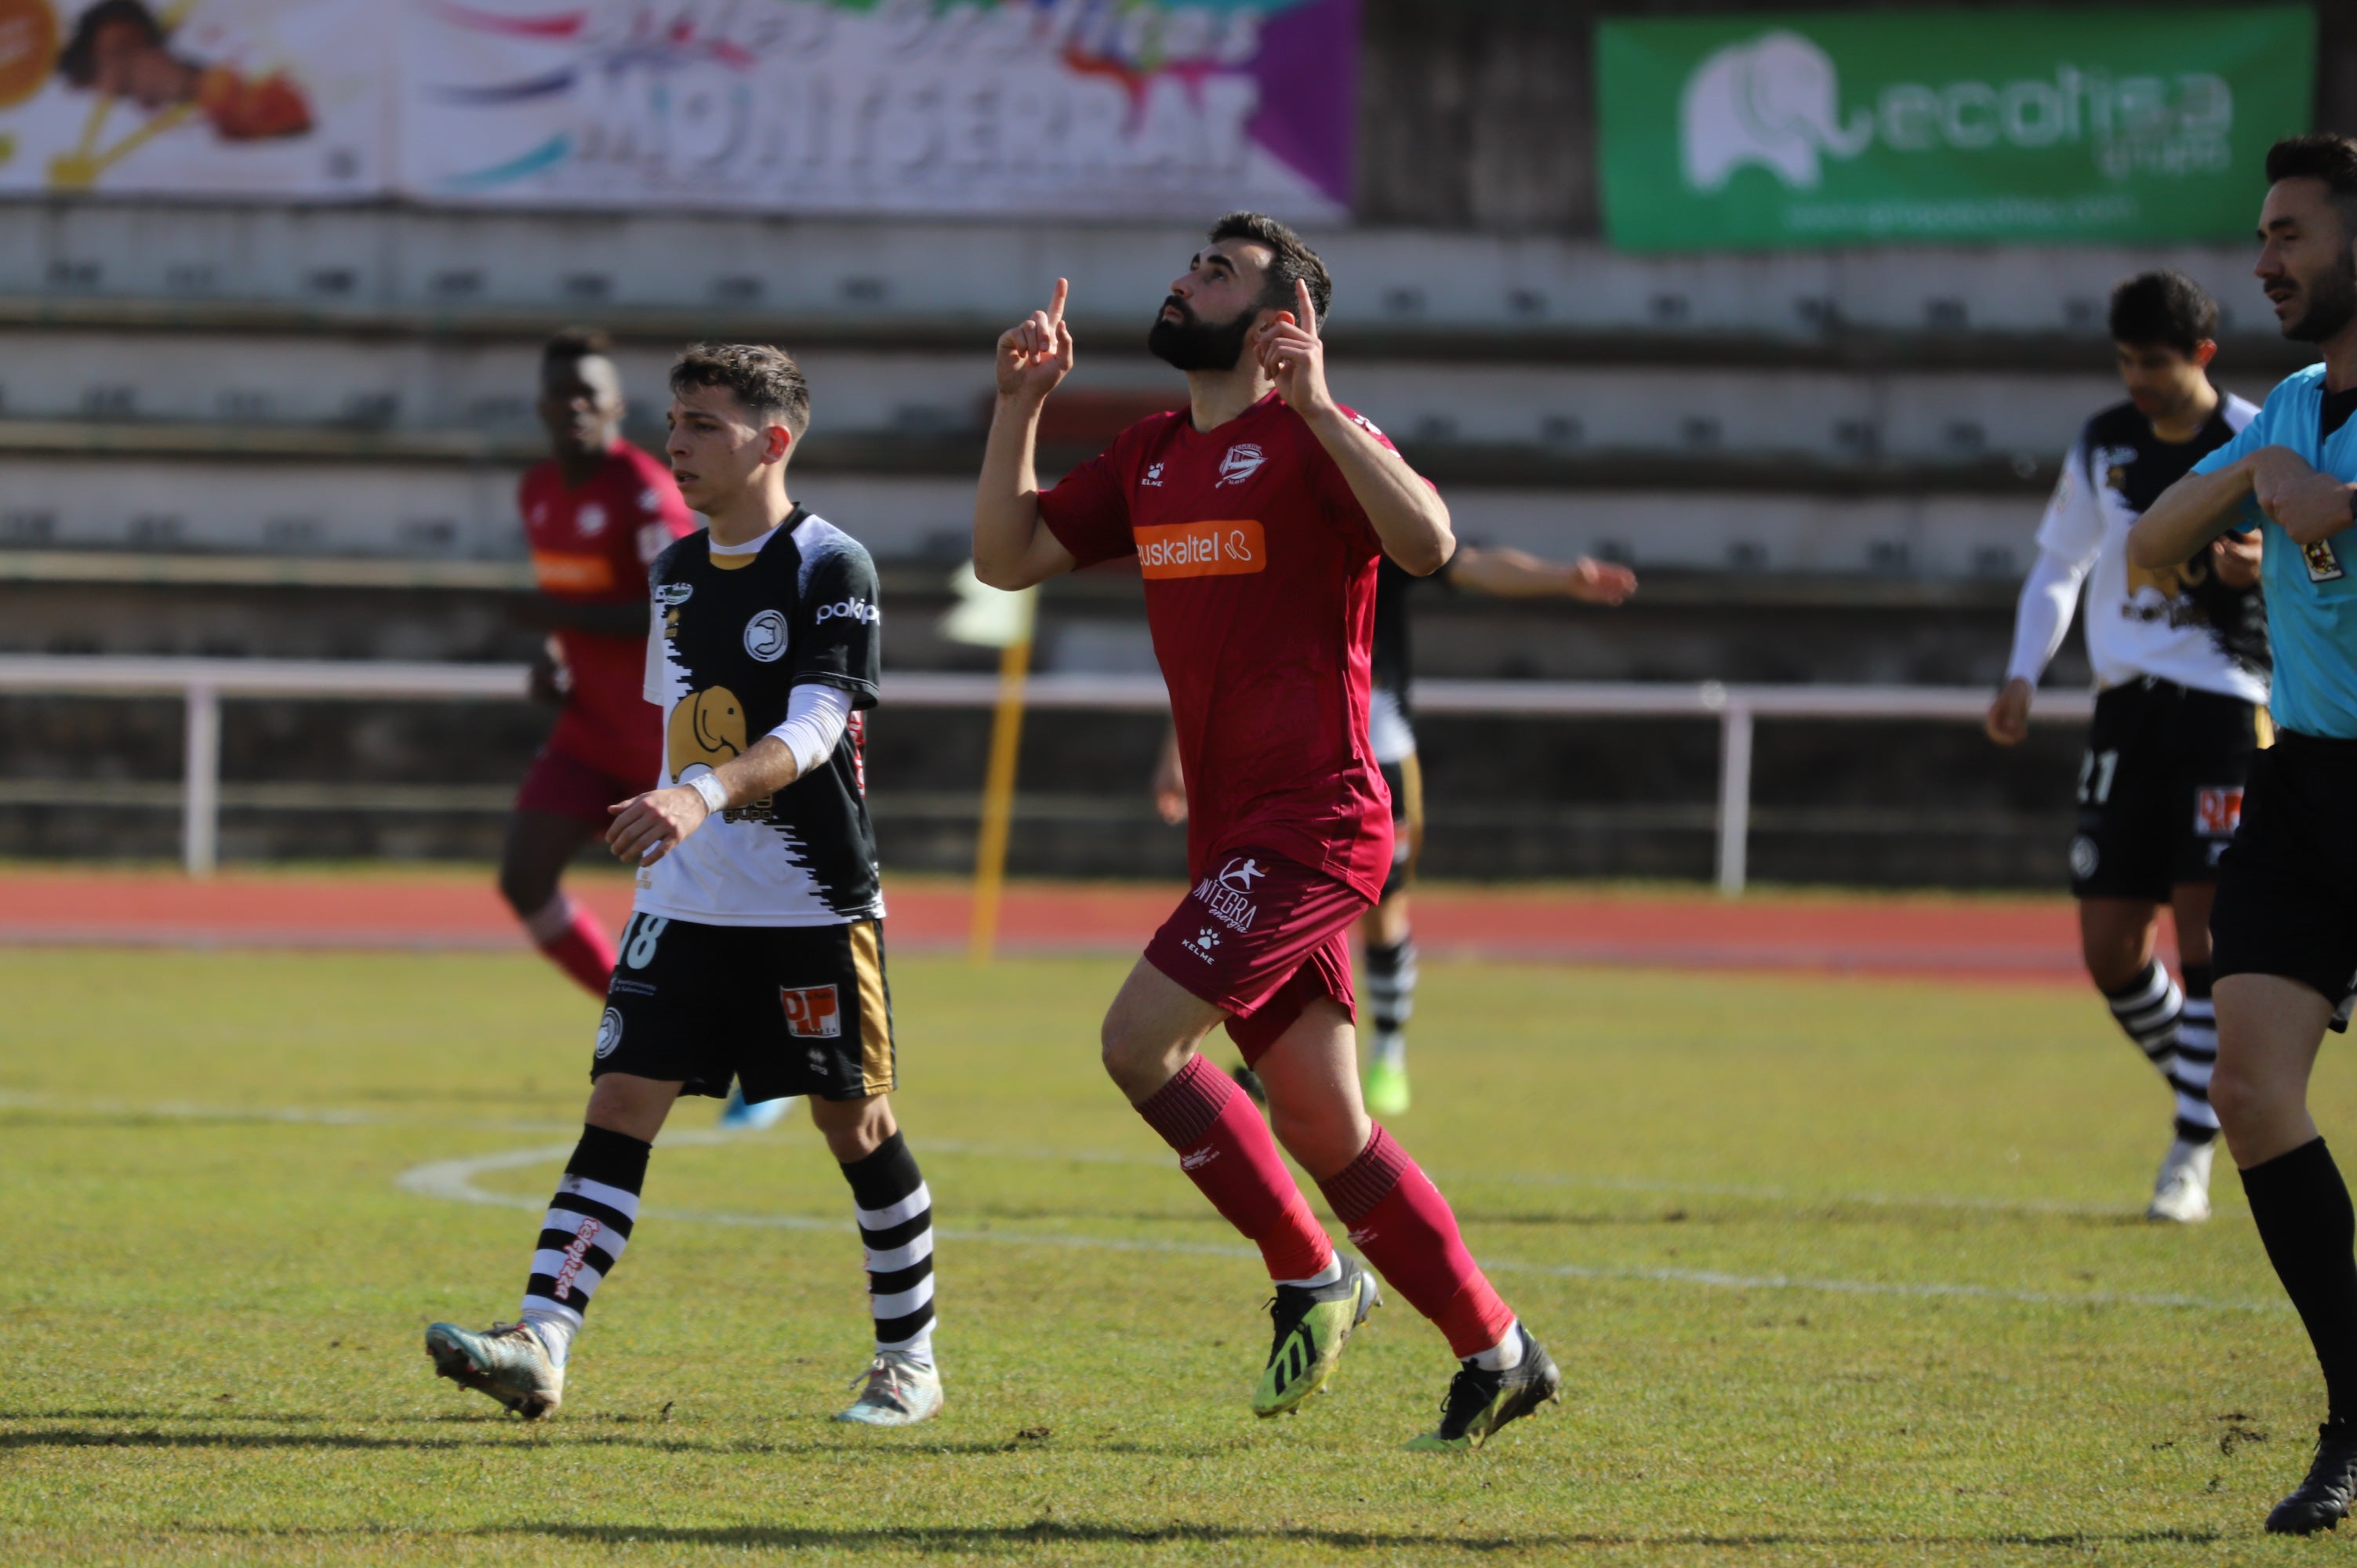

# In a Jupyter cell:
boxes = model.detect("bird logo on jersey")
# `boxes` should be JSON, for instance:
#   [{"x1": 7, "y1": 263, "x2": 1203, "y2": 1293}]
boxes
[
  {"x1": 667, "y1": 686, "x2": 746, "y2": 778},
  {"x1": 1216, "y1": 444, "x2": 1266, "y2": 486}
]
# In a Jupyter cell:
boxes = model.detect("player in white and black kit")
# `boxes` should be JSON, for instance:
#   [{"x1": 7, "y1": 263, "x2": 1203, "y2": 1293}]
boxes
[
  {"x1": 426, "y1": 343, "x2": 944, "y2": 1428},
  {"x1": 1986, "y1": 271, "x2": 2267, "y2": 1223}
]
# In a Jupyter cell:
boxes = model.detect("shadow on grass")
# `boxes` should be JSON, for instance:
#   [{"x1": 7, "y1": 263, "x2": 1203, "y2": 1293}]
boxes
[
  {"x1": 0, "y1": 1409, "x2": 335, "y2": 1423},
  {"x1": 492, "y1": 1521, "x2": 2226, "y2": 1552},
  {"x1": 0, "y1": 1427, "x2": 1237, "y2": 1459}
]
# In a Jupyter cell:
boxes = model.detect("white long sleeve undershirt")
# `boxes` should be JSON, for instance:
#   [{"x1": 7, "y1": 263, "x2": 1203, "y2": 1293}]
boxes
[
  {"x1": 2004, "y1": 546, "x2": 2093, "y2": 687},
  {"x1": 766, "y1": 683, "x2": 853, "y2": 775}
]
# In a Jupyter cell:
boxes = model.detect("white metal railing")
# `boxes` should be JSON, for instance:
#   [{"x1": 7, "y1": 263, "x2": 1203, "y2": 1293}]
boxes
[{"x1": 0, "y1": 656, "x2": 2095, "y2": 892}]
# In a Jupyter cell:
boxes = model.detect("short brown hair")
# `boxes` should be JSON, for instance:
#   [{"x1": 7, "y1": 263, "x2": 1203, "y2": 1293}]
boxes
[
  {"x1": 670, "y1": 342, "x2": 810, "y2": 436},
  {"x1": 1208, "y1": 211, "x2": 1331, "y2": 323}
]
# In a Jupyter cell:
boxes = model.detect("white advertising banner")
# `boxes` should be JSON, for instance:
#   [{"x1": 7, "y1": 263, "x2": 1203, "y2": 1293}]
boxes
[
  {"x1": 0, "y1": 0, "x2": 387, "y2": 198},
  {"x1": 397, "y1": 0, "x2": 1358, "y2": 221}
]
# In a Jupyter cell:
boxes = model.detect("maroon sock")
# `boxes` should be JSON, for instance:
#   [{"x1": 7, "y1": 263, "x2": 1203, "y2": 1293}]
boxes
[
  {"x1": 533, "y1": 897, "x2": 617, "y2": 999},
  {"x1": 1318, "y1": 1124, "x2": 1514, "y2": 1359},
  {"x1": 1135, "y1": 1054, "x2": 1333, "y2": 1282}
]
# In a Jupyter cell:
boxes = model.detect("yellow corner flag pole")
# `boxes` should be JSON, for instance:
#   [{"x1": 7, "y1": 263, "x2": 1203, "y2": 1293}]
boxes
[
  {"x1": 969, "y1": 636, "x2": 1031, "y2": 960},
  {"x1": 939, "y1": 563, "x2": 1037, "y2": 962}
]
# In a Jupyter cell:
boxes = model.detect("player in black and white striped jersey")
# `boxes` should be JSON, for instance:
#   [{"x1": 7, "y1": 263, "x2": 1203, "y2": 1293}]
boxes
[
  {"x1": 1987, "y1": 270, "x2": 2268, "y2": 1224},
  {"x1": 424, "y1": 342, "x2": 941, "y2": 1427}
]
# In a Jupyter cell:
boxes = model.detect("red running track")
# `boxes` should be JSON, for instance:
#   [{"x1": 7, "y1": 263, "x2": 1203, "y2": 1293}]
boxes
[{"x1": 0, "y1": 870, "x2": 2105, "y2": 982}]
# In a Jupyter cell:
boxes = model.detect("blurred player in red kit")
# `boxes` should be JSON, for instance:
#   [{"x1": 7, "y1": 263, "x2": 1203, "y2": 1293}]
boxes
[
  {"x1": 974, "y1": 214, "x2": 1560, "y2": 1451},
  {"x1": 503, "y1": 328, "x2": 696, "y2": 998}
]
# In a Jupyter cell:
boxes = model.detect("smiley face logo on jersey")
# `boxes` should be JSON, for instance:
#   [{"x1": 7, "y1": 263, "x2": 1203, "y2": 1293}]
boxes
[
  {"x1": 743, "y1": 608, "x2": 788, "y2": 662},
  {"x1": 666, "y1": 685, "x2": 746, "y2": 777}
]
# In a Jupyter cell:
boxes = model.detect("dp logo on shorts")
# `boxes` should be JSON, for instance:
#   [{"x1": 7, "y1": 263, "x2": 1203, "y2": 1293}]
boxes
[
  {"x1": 779, "y1": 985, "x2": 841, "y2": 1039},
  {"x1": 594, "y1": 1007, "x2": 624, "y2": 1058}
]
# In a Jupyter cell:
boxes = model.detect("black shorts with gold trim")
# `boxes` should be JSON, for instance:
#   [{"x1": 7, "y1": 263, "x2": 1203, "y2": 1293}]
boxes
[{"x1": 594, "y1": 914, "x2": 895, "y2": 1102}]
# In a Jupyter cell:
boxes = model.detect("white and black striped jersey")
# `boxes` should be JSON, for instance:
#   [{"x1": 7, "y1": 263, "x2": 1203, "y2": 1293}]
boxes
[
  {"x1": 634, "y1": 507, "x2": 884, "y2": 927},
  {"x1": 2034, "y1": 395, "x2": 2268, "y2": 702}
]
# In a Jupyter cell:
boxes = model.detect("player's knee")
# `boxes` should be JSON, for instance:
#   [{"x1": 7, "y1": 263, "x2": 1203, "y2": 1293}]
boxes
[
  {"x1": 497, "y1": 861, "x2": 557, "y2": 917},
  {"x1": 583, "y1": 1073, "x2": 675, "y2": 1142},
  {"x1": 2209, "y1": 1051, "x2": 2285, "y2": 1135},
  {"x1": 1097, "y1": 1009, "x2": 1173, "y2": 1097},
  {"x1": 1268, "y1": 1105, "x2": 1365, "y2": 1184},
  {"x1": 811, "y1": 1094, "x2": 892, "y2": 1162},
  {"x1": 2078, "y1": 935, "x2": 2143, "y2": 993}
]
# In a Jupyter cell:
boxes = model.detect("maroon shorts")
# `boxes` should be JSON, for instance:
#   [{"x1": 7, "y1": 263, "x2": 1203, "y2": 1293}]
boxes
[
  {"x1": 1143, "y1": 848, "x2": 1371, "y2": 1064},
  {"x1": 514, "y1": 745, "x2": 641, "y2": 829}
]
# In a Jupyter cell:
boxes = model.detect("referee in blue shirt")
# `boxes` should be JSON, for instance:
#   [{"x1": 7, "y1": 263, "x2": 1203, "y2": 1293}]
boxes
[{"x1": 2134, "y1": 134, "x2": 2357, "y2": 1535}]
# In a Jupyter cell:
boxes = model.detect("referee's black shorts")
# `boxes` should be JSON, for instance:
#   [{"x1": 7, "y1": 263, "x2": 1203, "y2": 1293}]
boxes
[{"x1": 2211, "y1": 729, "x2": 2357, "y2": 1029}]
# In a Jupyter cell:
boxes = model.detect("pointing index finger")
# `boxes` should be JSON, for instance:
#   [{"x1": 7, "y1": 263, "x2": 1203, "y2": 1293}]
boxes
[
  {"x1": 1294, "y1": 277, "x2": 1316, "y2": 338},
  {"x1": 1048, "y1": 277, "x2": 1069, "y2": 326}
]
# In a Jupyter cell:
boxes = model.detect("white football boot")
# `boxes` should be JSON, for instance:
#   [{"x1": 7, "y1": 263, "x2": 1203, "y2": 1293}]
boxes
[
  {"x1": 2147, "y1": 1137, "x2": 2216, "y2": 1224},
  {"x1": 835, "y1": 1351, "x2": 942, "y2": 1426}
]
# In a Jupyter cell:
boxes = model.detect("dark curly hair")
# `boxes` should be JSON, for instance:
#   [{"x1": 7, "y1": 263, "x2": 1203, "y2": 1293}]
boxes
[
  {"x1": 670, "y1": 342, "x2": 809, "y2": 437},
  {"x1": 1208, "y1": 212, "x2": 1332, "y2": 323},
  {"x1": 2108, "y1": 272, "x2": 2217, "y2": 356}
]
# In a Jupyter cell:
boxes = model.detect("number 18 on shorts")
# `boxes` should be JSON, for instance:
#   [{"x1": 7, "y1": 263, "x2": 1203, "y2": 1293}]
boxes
[{"x1": 594, "y1": 913, "x2": 898, "y2": 1104}]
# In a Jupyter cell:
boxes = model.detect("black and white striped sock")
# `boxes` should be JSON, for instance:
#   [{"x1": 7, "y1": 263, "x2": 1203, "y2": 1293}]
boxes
[
  {"x1": 2104, "y1": 959, "x2": 2189, "y2": 1131},
  {"x1": 1364, "y1": 936, "x2": 1418, "y2": 1071},
  {"x1": 520, "y1": 1124, "x2": 650, "y2": 1367},
  {"x1": 2170, "y1": 964, "x2": 2223, "y2": 1146},
  {"x1": 841, "y1": 1131, "x2": 935, "y2": 1367}
]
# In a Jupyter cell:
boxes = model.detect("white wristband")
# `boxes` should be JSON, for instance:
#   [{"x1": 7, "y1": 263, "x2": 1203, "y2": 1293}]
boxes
[{"x1": 687, "y1": 772, "x2": 730, "y2": 814}]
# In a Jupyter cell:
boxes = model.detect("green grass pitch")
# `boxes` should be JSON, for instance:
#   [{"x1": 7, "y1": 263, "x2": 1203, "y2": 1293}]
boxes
[{"x1": 5, "y1": 946, "x2": 2355, "y2": 1564}]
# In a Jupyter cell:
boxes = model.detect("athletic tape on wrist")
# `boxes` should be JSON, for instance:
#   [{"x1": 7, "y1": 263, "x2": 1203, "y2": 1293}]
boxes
[{"x1": 687, "y1": 772, "x2": 730, "y2": 814}]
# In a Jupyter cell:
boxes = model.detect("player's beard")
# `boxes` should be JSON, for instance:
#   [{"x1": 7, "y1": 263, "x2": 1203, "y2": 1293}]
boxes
[
  {"x1": 2284, "y1": 249, "x2": 2357, "y2": 344},
  {"x1": 1147, "y1": 296, "x2": 1255, "y2": 372}
]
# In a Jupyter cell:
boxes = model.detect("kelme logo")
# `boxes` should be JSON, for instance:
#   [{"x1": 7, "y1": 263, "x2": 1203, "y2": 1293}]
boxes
[{"x1": 1682, "y1": 31, "x2": 1870, "y2": 193}]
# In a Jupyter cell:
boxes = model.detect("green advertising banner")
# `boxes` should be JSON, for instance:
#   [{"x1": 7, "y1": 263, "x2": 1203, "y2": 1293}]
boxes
[{"x1": 1597, "y1": 6, "x2": 2314, "y2": 252}]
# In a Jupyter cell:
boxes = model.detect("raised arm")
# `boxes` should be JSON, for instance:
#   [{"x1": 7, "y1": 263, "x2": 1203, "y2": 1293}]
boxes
[
  {"x1": 975, "y1": 277, "x2": 1081, "y2": 590},
  {"x1": 1257, "y1": 280, "x2": 1454, "y2": 575}
]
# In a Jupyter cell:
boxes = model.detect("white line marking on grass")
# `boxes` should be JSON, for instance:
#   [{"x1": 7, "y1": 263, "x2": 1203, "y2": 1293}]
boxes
[
  {"x1": 395, "y1": 1137, "x2": 2285, "y2": 1317},
  {"x1": 0, "y1": 1091, "x2": 2216, "y2": 1221}
]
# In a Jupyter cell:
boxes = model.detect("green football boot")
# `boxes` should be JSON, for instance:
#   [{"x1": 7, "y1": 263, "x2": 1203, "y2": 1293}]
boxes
[
  {"x1": 425, "y1": 1319, "x2": 565, "y2": 1420},
  {"x1": 1406, "y1": 1325, "x2": 1560, "y2": 1452},
  {"x1": 1251, "y1": 1254, "x2": 1380, "y2": 1417},
  {"x1": 1363, "y1": 1058, "x2": 1411, "y2": 1117}
]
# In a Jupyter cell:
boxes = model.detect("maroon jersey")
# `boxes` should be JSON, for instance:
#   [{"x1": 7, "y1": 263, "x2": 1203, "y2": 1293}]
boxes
[
  {"x1": 519, "y1": 441, "x2": 697, "y2": 784},
  {"x1": 1039, "y1": 392, "x2": 1404, "y2": 900}
]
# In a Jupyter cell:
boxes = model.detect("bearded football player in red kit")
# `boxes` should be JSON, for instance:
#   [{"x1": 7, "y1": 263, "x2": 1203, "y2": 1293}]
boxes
[
  {"x1": 973, "y1": 214, "x2": 1560, "y2": 1450},
  {"x1": 504, "y1": 328, "x2": 696, "y2": 998}
]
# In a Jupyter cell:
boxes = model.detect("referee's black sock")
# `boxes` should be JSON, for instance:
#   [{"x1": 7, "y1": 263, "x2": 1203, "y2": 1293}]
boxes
[{"x1": 2243, "y1": 1138, "x2": 2357, "y2": 1422}]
